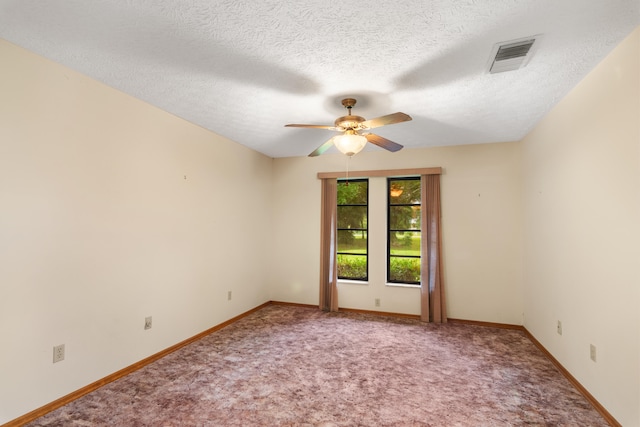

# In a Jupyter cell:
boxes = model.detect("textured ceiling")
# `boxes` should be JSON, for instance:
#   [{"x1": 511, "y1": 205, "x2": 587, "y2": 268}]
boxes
[{"x1": 1, "y1": 1, "x2": 638, "y2": 158}]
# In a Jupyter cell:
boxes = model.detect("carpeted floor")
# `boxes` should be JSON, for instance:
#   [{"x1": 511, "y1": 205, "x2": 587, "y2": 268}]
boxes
[{"x1": 26, "y1": 304, "x2": 607, "y2": 426}]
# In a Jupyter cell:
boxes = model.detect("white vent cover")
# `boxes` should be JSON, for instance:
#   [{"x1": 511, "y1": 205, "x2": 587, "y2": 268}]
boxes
[{"x1": 488, "y1": 36, "x2": 542, "y2": 73}]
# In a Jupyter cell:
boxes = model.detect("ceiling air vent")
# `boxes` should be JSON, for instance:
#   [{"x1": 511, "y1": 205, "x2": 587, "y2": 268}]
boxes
[{"x1": 488, "y1": 36, "x2": 541, "y2": 74}]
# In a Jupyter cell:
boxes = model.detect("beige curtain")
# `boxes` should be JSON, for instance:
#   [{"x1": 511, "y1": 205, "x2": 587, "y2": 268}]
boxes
[
  {"x1": 420, "y1": 174, "x2": 447, "y2": 323},
  {"x1": 319, "y1": 178, "x2": 339, "y2": 312}
]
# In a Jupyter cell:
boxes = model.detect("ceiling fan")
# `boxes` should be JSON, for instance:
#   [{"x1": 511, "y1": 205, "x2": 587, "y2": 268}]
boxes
[{"x1": 285, "y1": 98, "x2": 412, "y2": 157}]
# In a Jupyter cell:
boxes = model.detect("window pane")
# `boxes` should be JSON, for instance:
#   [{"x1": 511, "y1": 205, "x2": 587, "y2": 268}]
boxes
[
  {"x1": 389, "y1": 256, "x2": 421, "y2": 283},
  {"x1": 337, "y1": 206, "x2": 368, "y2": 229},
  {"x1": 338, "y1": 254, "x2": 367, "y2": 280},
  {"x1": 389, "y1": 179, "x2": 421, "y2": 205},
  {"x1": 337, "y1": 180, "x2": 368, "y2": 205},
  {"x1": 389, "y1": 231, "x2": 420, "y2": 256},
  {"x1": 388, "y1": 177, "x2": 421, "y2": 284},
  {"x1": 337, "y1": 179, "x2": 367, "y2": 282},
  {"x1": 389, "y1": 206, "x2": 421, "y2": 230},
  {"x1": 338, "y1": 230, "x2": 367, "y2": 254}
]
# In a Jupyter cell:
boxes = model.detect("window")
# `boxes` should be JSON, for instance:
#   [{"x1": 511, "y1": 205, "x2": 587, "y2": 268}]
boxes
[
  {"x1": 337, "y1": 179, "x2": 368, "y2": 280},
  {"x1": 387, "y1": 177, "x2": 421, "y2": 284}
]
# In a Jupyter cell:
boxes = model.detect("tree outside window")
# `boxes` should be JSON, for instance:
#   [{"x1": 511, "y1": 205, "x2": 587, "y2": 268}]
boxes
[
  {"x1": 337, "y1": 179, "x2": 368, "y2": 280},
  {"x1": 388, "y1": 178, "x2": 421, "y2": 284}
]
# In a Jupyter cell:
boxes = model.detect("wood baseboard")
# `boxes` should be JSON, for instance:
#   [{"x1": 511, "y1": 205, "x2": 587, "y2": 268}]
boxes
[
  {"x1": 2, "y1": 301, "x2": 271, "y2": 427},
  {"x1": 270, "y1": 303, "x2": 620, "y2": 426},
  {"x1": 268, "y1": 300, "x2": 317, "y2": 309},
  {"x1": 3, "y1": 301, "x2": 620, "y2": 427},
  {"x1": 447, "y1": 317, "x2": 525, "y2": 330},
  {"x1": 269, "y1": 301, "x2": 422, "y2": 320},
  {"x1": 337, "y1": 306, "x2": 421, "y2": 320},
  {"x1": 391, "y1": 316, "x2": 620, "y2": 426},
  {"x1": 522, "y1": 329, "x2": 620, "y2": 427}
]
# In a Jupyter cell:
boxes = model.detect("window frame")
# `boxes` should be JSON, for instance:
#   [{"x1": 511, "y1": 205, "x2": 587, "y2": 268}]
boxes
[
  {"x1": 337, "y1": 178, "x2": 369, "y2": 281},
  {"x1": 387, "y1": 177, "x2": 421, "y2": 285}
]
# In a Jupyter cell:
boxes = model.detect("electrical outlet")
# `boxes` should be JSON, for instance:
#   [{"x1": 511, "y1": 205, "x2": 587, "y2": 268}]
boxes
[
  {"x1": 144, "y1": 316, "x2": 152, "y2": 330},
  {"x1": 227, "y1": 291, "x2": 232, "y2": 301},
  {"x1": 590, "y1": 344, "x2": 597, "y2": 362},
  {"x1": 557, "y1": 320, "x2": 562, "y2": 335},
  {"x1": 375, "y1": 298, "x2": 380, "y2": 307},
  {"x1": 53, "y1": 344, "x2": 65, "y2": 363}
]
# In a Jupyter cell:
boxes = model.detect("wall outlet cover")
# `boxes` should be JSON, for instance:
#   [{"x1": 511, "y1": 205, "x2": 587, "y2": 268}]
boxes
[
  {"x1": 53, "y1": 344, "x2": 65, "y2": 363},
  {"x1": 556, "y1": 320, "x2": 562, "y2": 335}
]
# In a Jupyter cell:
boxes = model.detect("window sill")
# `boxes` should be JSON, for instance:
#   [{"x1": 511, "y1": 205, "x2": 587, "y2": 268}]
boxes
[
  {"x1": 338, "y1": 279, "x2": 369, "y2": 286},
  {"x1": 385, "y1": 282, "x2": 420, "y2": 288}
]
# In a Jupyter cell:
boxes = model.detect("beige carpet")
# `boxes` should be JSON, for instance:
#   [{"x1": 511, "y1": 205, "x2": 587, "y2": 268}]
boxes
[{"x1": 25, "y1": 305, "x2": 606, "y2": 426}]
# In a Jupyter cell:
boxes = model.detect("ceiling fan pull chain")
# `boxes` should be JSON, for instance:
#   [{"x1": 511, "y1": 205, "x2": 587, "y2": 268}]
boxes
[{"x1": 345, "y1": 156, "x2": 350, "y2": 186}]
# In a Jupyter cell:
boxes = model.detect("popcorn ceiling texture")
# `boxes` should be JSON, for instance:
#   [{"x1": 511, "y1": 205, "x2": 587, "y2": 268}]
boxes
[
  {"x1": 25, "y1": 305, "x2": 607, "y2": 426},
  {"x1": 0, "y1": 0, "x2": 638, "y2": 157}
]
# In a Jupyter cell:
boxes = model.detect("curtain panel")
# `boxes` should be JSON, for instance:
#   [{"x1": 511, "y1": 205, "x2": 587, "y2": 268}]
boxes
[
  {"x1": 420, "y1": 174, "x2": 447, "y2": 323},
  {"x1": 319, "y1": 178, "x2": 339, "y2": 312}
]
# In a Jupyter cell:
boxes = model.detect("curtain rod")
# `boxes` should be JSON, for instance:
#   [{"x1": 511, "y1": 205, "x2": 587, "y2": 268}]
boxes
[{"x1": 317, "y1": 167, "x2": 442, "y2": 179}]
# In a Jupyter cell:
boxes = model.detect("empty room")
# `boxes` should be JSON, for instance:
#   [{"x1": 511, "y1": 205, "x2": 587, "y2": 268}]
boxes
[{"x1": 0, "y1": 1, "x2": 638, "y2": 426}]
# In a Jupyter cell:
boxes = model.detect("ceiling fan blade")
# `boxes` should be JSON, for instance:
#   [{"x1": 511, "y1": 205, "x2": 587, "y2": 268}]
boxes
[
  {"x1": 360, "y1": 112, "x2": 412, "y2": 129},
  {"x1": 365, "y1": 133, "x2": 404, "y2": 152},
  {"x1": 308, "y1": 137, "x2": 335, "y2": 157},
  {"x1": 285, "y1": 124, "x2": 336, "y2": 130}
]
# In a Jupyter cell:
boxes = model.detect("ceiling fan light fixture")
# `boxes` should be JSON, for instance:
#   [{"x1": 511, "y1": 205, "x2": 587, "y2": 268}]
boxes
[{"x1": 333, "y1": 131, "x2": 367, "y2": 157}]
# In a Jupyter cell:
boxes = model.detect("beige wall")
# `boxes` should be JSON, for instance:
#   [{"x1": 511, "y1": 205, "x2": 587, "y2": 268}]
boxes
[
  {"x1": 0, "y1": 40, "x2": 274, "y2": 423},
  {"x1": 521, "y1": 27, "x2": 640, "y2": 426},
  {"x1": 270, "y1": 141, "x2": 524, "y2": 325}
]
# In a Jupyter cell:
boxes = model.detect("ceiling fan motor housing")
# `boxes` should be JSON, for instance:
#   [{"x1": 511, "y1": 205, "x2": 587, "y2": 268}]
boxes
[{"x1": 334, "y1": 115, "x2": 366, "y2": 131}]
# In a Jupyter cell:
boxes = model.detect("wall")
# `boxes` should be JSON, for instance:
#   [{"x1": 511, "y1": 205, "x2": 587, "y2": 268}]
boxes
[
  {"x1": 270, "y1": 141, "x2": 523, "y2": 325},
  {"x1": 521, "y1": 27, "x2": 639, "y2": 426},
  {"x1": 0, "y1": 40, "x2": 273, "y2": 423}
]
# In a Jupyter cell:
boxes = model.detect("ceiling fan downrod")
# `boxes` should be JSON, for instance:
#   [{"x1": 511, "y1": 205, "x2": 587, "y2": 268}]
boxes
[{"x1": 341, "y1": 97, "x2": 357, "y2": 115}]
